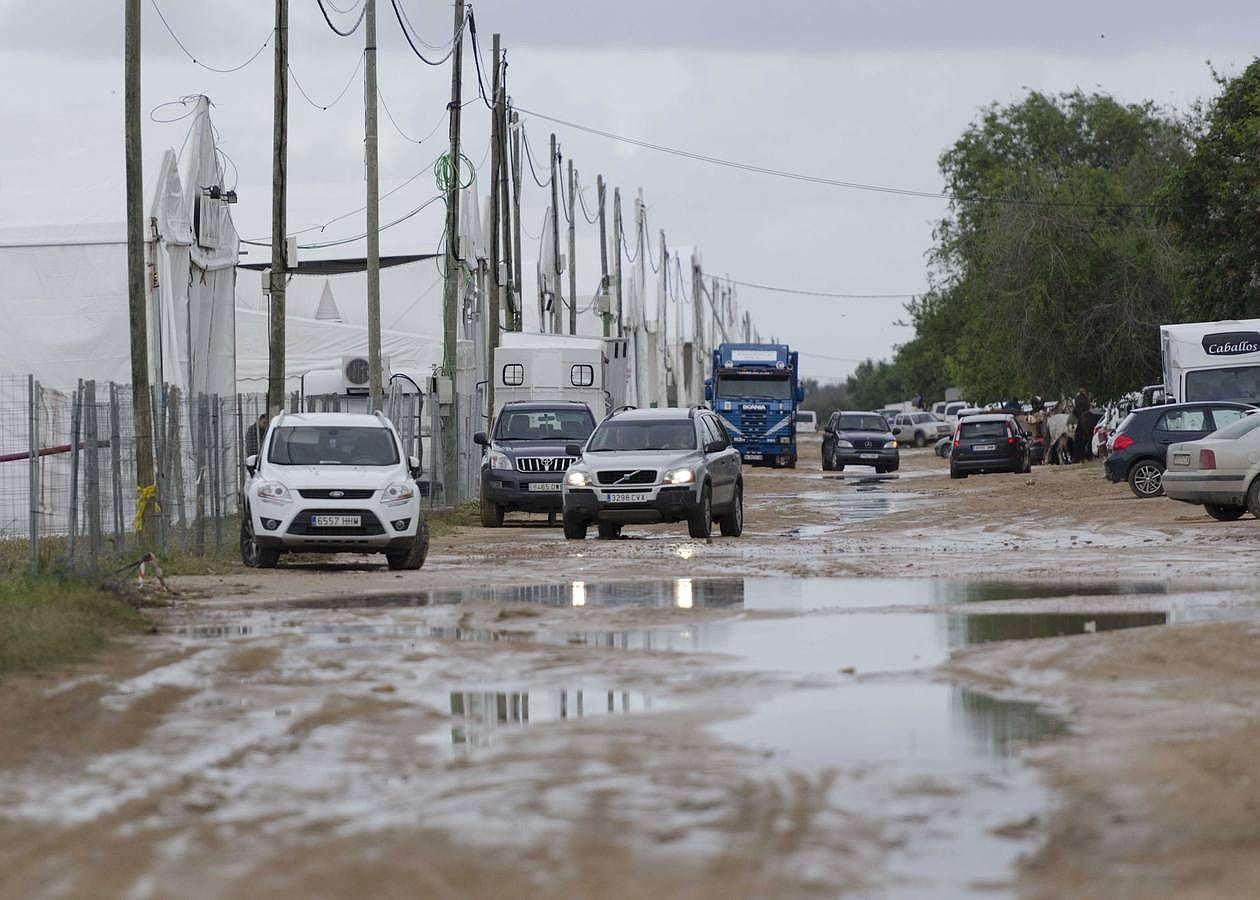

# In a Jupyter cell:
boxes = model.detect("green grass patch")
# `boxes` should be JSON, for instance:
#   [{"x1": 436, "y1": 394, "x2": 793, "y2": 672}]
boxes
[
  {"x1": 426, "y1": 500, "x2": 481, "y2": 537},
  {"x1": 0, "y1": 576, "x2": 146, "y2": 679}
]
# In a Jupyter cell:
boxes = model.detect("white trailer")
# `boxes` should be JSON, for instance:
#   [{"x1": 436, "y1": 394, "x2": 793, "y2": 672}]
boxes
[
  {"x1": 1161, "y1": 319, "x2": 1260, "y2": 404},
  {"x1": 492, "y1": 333, "x2": 629, "y2": 419}
]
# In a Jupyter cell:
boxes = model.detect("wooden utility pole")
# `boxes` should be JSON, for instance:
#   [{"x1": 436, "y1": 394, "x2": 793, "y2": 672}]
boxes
[
  {"x1": 548, "y1": 133, "x2": 562, "y2": 333},
  {"x1": 486, "y1": 32, "x2": 502, "y2": 420},
  {"x1": 597, "y1": 175, "x2": 610, "y2": 337},
  {"x1": 692, "y1": 252, "x2": 705, "y2": 403},
  {"x1": 567, "y1": 160, "x2": 577, "y2": 334},
  {"x1": 442, "y1": 0, "x2": 465, "y2": 499},
  {"x1": 510, "y1": 111, "x2": 523, "y2": 331},
  {"x1": 497, "y1": 59, "x2": 515, "y2": 331},
  {"x1": 124, "y1": 0, "x2": 156, "y2": 540},
  {"x1": 612, "y1": 187, "x2": 624, "y2": 337},
  {"x1": 364, "y1": 0, "x2": 383, "y2": 408},
  {"x1": 268, "y1": 0, "x2": 288, "y2": 415}
]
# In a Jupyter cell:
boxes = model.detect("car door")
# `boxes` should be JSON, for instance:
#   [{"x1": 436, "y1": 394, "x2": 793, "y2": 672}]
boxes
[
  {"x1": 704, "y1": 415, "x2": 738, "y2": 506},
  {"x1": 1152, "y1": 406, "x2": 1212, "y2": 458},
  {"x1": 892, "y1": 415, "x2": 907, "y2": 441}
]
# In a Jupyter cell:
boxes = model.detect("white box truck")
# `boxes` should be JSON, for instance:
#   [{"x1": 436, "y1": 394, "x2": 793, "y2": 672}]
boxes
[
  {"x1": 1160, "y1": 319, "x2": 1260, "y2": 404},
  {"x1": 493, "y1": 332, "x2": 630, "y2": 419}
]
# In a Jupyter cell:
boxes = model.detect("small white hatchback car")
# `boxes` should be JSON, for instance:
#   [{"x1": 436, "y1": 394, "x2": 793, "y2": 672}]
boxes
[{"x1": 241, "y1": 412, "x2": 428, "y2": 570}]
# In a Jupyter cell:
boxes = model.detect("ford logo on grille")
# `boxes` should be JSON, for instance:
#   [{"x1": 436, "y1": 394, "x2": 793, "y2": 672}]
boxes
[{"x1": 329, "y1": 490, "x2": 344, "y2": 498}]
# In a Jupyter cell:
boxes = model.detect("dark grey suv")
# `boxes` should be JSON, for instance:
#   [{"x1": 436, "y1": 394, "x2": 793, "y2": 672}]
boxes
[
  {"x1": 821, "y1": 411, "x2": 900, "y2": 473},
  {"x1": 474, "y1": 401, "x2": 597, "y2": 526},
  {"x1": 561, "y1": 407, "x2": 744, "y2": 540}
]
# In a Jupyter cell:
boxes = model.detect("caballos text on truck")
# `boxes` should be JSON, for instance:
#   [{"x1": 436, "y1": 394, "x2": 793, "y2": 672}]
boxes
[
  {"x1": 705, "y1": 343, "x2": 804, "y2": 468},
  {"x1": 1161, "y1": 318, "x2": 1260, "y2": 404}
]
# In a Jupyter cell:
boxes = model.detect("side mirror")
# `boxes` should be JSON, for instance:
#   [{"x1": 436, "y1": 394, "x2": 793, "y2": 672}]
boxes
[
  {"x1": 565, "y1": 443, "x2": 583, "y2": 457},
  {"x1": 796, "y1": 386, "x2": 805, "y2": 403},
  {"x1": 704, "y1": 380, "x2": 713, "y2": 402},
  {"x1": 245, "y1": 453, "x2": 257, "y2": 476},
  {"x1": 409, "y1": 455, "x2": 421, "y2": 477},
  {"x1": 473, "y1": 431, "x2": 488, "y2": 446},
  {"x1": 704, "y1": 440, "x2": 726, "y2": 454}
]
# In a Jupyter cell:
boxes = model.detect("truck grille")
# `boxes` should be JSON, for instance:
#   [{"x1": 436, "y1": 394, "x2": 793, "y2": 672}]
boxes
[
  {"x1": 516, "y1": 456, "x2": 578, "y2": 473},
  {"x1": 596, "y1": 470, "x2": 657, "y2": 485}
]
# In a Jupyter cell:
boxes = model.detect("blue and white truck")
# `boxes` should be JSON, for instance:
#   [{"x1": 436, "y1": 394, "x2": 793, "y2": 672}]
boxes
[{"x1": 705, "y1": 343, "x2": 805, "y2": 468}]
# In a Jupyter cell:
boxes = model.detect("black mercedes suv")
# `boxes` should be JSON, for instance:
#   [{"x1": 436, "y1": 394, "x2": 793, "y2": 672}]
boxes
[{"x1": 474, "y1": 401, "x2": 597, "y2": 526}]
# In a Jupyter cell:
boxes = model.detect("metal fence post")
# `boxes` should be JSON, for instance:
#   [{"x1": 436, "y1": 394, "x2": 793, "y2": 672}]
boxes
[
  {"x1": 194, "y1": 394, "x2": 207, "y2": 556},
  {"x1": 85, "y1": 381, "x2": 102, "y2": 563},
  {"x1": 168, "y1": 387, "x2": 185, "y2": 534},
  {"x1": 110, "y1": 383, "x2": 124, "y2": 548},
  {"x1": 68, "y1": 381, "x2": 83, "y2": 566},
  {"x1": 28, "y1": 375, "x2": 39, "y2": 574}
]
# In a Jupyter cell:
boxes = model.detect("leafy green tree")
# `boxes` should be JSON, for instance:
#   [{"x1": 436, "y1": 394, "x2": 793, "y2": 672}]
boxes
[{"x1": 1164, "y1": 59, "x2": 1260, "y2": 320}]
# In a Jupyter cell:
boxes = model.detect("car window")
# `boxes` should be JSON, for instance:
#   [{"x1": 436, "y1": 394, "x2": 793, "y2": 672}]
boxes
[
  {"x1": 1156, "y1": 409, "x2": 1208, "y2": 432},
  {"x1": 494, "y1": 409, "x2": 595, "y2": 441},
  {"x1": 837, "y1": 414, "x2": 888, "y2": 431},
  {"x1": 268, "y1": 426, "x2": 399, "y2": 466},
  {"x1": 711, "y1": 417, "x2": 732, "y2": 444},
  {"x1": 1209, "y1": 412, "x2": 1260, "y2": 440},
  {"x1": 1210, "y1": 407, "x2": 1249, "y2": 429},
  {"x1": 827, "y1": 413, "x2": 839, "y2": 431},
  {"x1": 912, "y1": 414, "x2": 933, "y2": 424},
  {"x1": 588, "y1": 420, "x2": 697, "y2": 452},
  {"x1": 701, "y1": 417, "x2": 725, "y2": 448},
  {"x1": 960, "y1": 420, "x2": 1007, "y2": 440}
]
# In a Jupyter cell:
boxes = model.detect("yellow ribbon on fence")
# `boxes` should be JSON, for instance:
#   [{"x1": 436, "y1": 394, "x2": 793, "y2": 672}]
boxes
[{"x1": 133, "y1": 483, "x2": 160, "y2": 532}]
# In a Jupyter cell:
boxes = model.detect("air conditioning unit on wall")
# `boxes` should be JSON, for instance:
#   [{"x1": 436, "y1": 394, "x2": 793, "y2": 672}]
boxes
[{"x1": 341, "y1": 354, "x2": 389, "y2": 394}]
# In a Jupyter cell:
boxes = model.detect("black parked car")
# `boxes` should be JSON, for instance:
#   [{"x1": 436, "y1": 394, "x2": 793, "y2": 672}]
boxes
[
  {"x1": 1103, "y1": 401, "x2": 1254, "y2": 499},
  {"x1": 821, "y1": 411, "x2": 900, "y2": 473},
  {"x1": 949, "y1": 414, "x2": 1031, "y2": 479},
  {"x1": 474, "y1": 401, "x2": 597, "y2": 526}
]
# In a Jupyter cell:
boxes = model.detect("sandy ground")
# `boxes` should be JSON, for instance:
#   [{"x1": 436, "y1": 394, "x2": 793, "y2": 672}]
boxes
[{"x1": 3, "y1": 437, "x2": 1260, "y2": 898}]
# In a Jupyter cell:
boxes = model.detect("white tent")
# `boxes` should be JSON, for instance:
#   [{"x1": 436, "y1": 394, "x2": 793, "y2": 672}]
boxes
[{"x1": 0, "y1": 96, "x2": 239, "y2": 397}]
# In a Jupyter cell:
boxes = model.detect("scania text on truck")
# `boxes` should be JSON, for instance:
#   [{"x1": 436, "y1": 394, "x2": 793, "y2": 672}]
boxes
[{"x1": 705, "y1": 343, "x2": 804, "y2": 467}]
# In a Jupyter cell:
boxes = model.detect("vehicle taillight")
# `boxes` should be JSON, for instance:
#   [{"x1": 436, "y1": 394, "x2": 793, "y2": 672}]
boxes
[
  {"x1": 1199, "y1": 448, "x2": 1216, "y2": 470},
  {"x1": 1112, "y1": 434, "x2": 1134, "y2": 452}
]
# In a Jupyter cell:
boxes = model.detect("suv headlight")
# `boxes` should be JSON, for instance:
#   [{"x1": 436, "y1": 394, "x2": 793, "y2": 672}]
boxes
[
  {"x1": 662, "y1": 467, "x2": 695, "y2": 485},
  {"x1": 255, "y1": 480, "x2": 291, "y2": 504},
  {"x1": 565, "y1": 469, "x2": 592, "y2": 487},
  {"x1": 835, "y1": 439, "x2": 853, "y2": 448},
  {"x1": 886, "y1": 439, "x2": 898, "y2": 448},
  {"x1": 382, "y1": 481, "x2": 415, "y2": 505},
  {"x1": 488, "y1": 449, "x2": 513, "y2": 470}
]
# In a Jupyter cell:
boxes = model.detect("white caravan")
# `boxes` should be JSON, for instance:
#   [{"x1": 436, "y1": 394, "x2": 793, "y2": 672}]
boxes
[
  {"x1": 492, "y1": 332, "x2": 629, "y2": 419},
  {"x1": 1161, "y1": 319, "x2": 1260, "y2": 404}
]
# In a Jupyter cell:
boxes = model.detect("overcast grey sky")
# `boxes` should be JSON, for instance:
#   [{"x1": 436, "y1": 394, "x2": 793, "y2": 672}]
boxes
[{"x1": 1, "y1": 1, "x2": 1256, "y2": 381}]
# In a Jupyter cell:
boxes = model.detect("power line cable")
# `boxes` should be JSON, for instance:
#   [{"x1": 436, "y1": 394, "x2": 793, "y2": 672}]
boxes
[
  {"x1": 465, "y1": 8, "x2": 496, "y2": 110},
  {"x1": 242, "y1": 193, "x2": 445, "y2": 251},
  {"x1": 322, "y1": 0, "x2": 365, "y2": 15},
  {"x1": 575, "y1": 177, "x2": 601, "y2": 225},
  {"x1": 288, "y1": 53, "x2": 365, "y2": 111},
  {"x1": 389, "y1": 0, "x2": 456, "y2": 50},
  {"x1": 514, "y1": 105, "x2": 1168, "y2": 209},
  {"x1": 520, "y1": 127, "x2": 553, "y2": 188},
  {"x1": 703, "y1": 274, "x2": 920, "y2": 299},
  {"x1": 316, "y1": 0, "x2": 368, "y2": 36},
  {"x1": 389, "y1": 0, "x2": 461, "y2": 66},
  {"x1": 149, "y1": 0, "x2": 272, "y2": 73}
]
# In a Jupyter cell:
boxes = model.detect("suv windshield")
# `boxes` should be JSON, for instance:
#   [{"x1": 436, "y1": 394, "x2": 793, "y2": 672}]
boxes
[
  {"x1": 838, "y1": 414, "x2": 888, "y2": 431},
  {"x1": 268, "y1": 426, "x2": 399, "y2": 466},
  {"x1": 588, "y1": 420, "x2": 696, "y2": 452},
  {"x1": 494, "y1": 408, "x2": 595, "y2": 442},
  {"x1": 716, "y1": 375, "x2": 792, "y2": 400}
]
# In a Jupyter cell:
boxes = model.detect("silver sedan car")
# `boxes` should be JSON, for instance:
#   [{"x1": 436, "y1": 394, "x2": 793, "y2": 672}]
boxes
[{"x1": 1163, "y1": 412, "x2": 1260, "y2": 520}]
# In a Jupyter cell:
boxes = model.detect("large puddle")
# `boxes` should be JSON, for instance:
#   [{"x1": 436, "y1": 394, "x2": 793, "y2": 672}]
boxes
[{"x1": 166, "y1": 575, "x2": 1249, "y2": 897}]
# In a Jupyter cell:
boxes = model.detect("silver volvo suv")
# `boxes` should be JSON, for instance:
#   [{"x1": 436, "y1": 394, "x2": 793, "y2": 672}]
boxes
[{"x1": 561, "y1": 407, "x2": 744, "y2": 540}]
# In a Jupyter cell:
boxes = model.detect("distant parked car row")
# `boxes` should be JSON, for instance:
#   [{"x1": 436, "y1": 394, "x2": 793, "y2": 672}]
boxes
[{"x1": 1103, "y1": 402, "x2": 1254, "y2": 498}]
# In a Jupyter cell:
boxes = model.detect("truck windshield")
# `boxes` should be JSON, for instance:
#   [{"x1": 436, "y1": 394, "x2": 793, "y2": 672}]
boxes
[
  {"x1": 716, "y1": 375, "x2": 792, "y2": 400},
  {"x1": 588, "y1": 420, "x2": 696, "y2": 452},
  {"x1": 494, "y1": 408, "x2": 595, "y2": 441},
  {"x1": 1184, "y1": 366, "x2": 1260, "y2": 403},
  {"x1": 268, "y1": 426, "x2": 399, "y2": 466}
]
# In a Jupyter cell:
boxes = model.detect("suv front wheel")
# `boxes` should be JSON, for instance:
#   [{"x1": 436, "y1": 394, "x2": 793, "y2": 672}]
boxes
[
  {"x1": 563, "y1": 512, "x2": 587, "y2": 540},
  {"x1": 240, "y1": 515, "x2": 280, "y2": 569},
  {"x1": 688, "y1": 485, "x2": 713, "y2": 539},
  {"x1": 386, "y1": 521, "x2": 430, "y2": 570}
]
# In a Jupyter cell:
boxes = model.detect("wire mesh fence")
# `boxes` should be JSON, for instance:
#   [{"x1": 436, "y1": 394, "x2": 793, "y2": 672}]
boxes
[{"x1": 1, "y1": 374, "x2": 464, "y2": 575}]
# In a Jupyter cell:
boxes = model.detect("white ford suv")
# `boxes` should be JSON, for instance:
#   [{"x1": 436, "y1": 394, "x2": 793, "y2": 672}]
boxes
[{"x1": 241, "y1": 412, "x2": 428, "y2": 570}]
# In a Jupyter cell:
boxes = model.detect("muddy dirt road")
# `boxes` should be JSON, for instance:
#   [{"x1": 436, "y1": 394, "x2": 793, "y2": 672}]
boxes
[{"x1": 4, "y1": 438, "x2": 1260, "y2": 899}]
